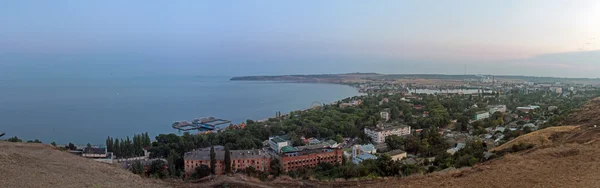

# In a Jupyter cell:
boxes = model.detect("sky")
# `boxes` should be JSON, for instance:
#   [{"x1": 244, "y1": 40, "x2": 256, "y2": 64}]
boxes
[{"x1": 1, "y1": 0, "x2": 599, "y2": 78}]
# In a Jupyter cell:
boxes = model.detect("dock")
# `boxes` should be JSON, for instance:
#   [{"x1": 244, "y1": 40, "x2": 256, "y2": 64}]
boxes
[{"x1": 172, "y1": 117, "x2": 231, "y2": 131}]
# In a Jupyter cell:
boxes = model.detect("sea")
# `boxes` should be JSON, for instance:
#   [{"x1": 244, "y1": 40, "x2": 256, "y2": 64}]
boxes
[{"x1": 0, "y1": 76, "x2": 359, "y2": 145}]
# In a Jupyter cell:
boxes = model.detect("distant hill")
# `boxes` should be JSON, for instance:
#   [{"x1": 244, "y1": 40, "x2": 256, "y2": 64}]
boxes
[
  {"x1": 231, "y1": 73, "x2": 600, "y2": 85},
  {"x1": 0, "y1": 142, "x2": 166, "y2": 188}
]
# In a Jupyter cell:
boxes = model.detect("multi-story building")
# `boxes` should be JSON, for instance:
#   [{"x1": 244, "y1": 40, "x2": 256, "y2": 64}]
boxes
[
  {"x1": 269, "y1": 136, "x2": 290, "y2": 154},
  {"x1": 280, "y1": 147, "x2": 343, "y2": 172},
  {"x1": 183, "y1": 149, "x2": 270, "y2": 176},
  {"x1": 230, "y1": 150, "x2": 271, "y2": 172},
  {"x1": 380, "y1": 111, "x2": 390, "y2": 122},
  {"x1": 364, "y1": 124, "x2": 411, "y2": 143}
]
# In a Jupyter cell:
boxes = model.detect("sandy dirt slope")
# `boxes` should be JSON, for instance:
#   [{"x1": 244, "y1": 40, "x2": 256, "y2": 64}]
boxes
[{"x1": 0, "y1": 141, "x2": 167, "y2": 188}]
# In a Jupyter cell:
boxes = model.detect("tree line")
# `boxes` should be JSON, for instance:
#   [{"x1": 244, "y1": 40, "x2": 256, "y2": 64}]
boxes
[{"x1": 106, "y1": 132, "x2": 151, "y2": 158}]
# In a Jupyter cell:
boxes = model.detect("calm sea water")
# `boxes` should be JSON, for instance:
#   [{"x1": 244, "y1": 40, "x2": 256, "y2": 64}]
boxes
[{"x1": 0, "y1": 76, "x2": 359, "y2": 145}]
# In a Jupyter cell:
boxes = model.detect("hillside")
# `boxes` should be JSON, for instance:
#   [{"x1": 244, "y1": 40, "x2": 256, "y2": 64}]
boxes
[
  {"x1": 0, "y1": 141, "x2": 166, "y2": 188},
  {"x1": 308, "y1": 98, "x2": 600, "y2": 188}
]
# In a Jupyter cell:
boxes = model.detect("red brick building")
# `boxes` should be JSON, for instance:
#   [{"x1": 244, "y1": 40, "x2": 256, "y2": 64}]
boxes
[
  {"x1": 184, "y1": 149, "x2": 270, "y2": 176},
  {"x1": 280, "y1": 148, "x2": 343, "y2": 172}
]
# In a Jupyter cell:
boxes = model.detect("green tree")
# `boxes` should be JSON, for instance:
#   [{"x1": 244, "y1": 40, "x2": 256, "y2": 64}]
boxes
[
  {"x1": 148, "y1": 160, "x2": 167, "y2": 178},
  {"x1": 167, "y1": 149, "x2": 179, "y2": 177},
  {"x1": 335, "y1": 134, "x2": 344, "y2": 143},
  {"x1": 385, "y1": 135, "x2": 405, "y2": 150},
  {"x1": 68, "y1": 142, "x2": 76, "y2": 150},
  {"x1": 130, "y1": 161, "x2": 145, "y2": 175},
  {"x1": 210, "y1": 146, "x2": 216, "y2": 175},
  {"x1": 193, "y1": 165, "x2": 211, "y2": 179},
  {"x1": 270, "y1": 158, "x2": 282, "y2": 177},
  {"x1": 224, "y1": 146, "x2": 232, "y2": 174},
  {"x1": 7, "y1": 136, "x2": 22, "y2": 142},
  {"x1": 51, "y1": 142, "x2": 57, "y2": 147}
]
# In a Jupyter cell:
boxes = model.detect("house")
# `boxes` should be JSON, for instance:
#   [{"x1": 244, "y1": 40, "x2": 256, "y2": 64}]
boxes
[
  {"x1": 358, "y1": 144, "x2": 377, "y2": 154},
  {"x1": 488, "y1": 105, "x2": 507, "y2": 114},
  {"x1": 324, "y1": 139, "x2": 340, "y2": 148},
  {"x1": 308, "y1": 138, "x2": 321, "y2": 145},
  {"x1": 269, "y1": 136, "x2": 290, "y2": 154},
  {"x1": 402, "y1": 158, "x2": 418, "y2": 165},
  {"x1": 413, "y1": 105, "x2": 425, "y2": 110},
  {"x1": 446, "y1": 143, "x2": 466, "y2": 155},
  {"x1": 364, "y1": 123, "x2": 411, "y2": 143},
  {"x1": 339, "y1": 100, "x2": 362, "y2": 108},
  {"x1": 517, "y1": 105, "x2": 540, "y2": 113},
  {"x1": 384, "y1": 149, "x2": 407, "y2": 161},
  {"x1": 548, "y1": 106, "x2": 558, "y2": 111},
  {"x1": 380, "y1": 111, "x2": 390, "y2": 122},
  {"x1": 352, "y1": 153, "x2": 378, "y2": 164},
  {"x1": 379, "y1": 98, "x2": 389, "y2": 105},
  {"x1": 474, "y1": 111, "x2": 490, "y2": 121},
  {"x1": 351, "y1": 145, "x2": 378, "y2": 164}
]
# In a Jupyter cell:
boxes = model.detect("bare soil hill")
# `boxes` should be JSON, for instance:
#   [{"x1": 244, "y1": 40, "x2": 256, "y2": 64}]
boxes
[
  {"x1": 490, "y1": 125, "x2": 580, "y2": 152},
  {"x1": 0, "y1": 141, "x2": 167, "y2": 188}
]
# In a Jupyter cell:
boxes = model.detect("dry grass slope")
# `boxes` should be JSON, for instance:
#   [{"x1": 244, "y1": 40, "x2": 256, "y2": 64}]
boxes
[{"x1": 0, "y1": 142, "x2": 167, "y2": 188}]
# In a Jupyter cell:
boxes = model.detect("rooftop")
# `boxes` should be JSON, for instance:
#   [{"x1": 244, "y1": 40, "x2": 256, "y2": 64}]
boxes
[
  {"x1": 184, "y1": 149, "x2": 268, "y2": 161},
  {"x1": 384, "y1": 149, "x2": 407, "y2": 156},
  {"x1": 281, "y1": 146, "x2": 297, "y2": 153},
  {"x1": 270, "y1": 135, "x2": 289, "y2": 143},
  {"x1": 360, "y1": 144, "x2": 376, "y2": 152},
  {"x1": 367, "y1": 123, "x2": 410, "y2": 131}
]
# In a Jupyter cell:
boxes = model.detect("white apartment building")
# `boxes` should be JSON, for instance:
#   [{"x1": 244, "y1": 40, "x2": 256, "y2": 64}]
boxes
[{"x1": 364, "y1": 124, "x2": 411, "y2": 143}]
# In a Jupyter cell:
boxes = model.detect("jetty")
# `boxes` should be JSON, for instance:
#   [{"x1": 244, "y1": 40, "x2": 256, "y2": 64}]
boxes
[{"x1": 172, "y1": 117, "x2": 231, "y2": 131}]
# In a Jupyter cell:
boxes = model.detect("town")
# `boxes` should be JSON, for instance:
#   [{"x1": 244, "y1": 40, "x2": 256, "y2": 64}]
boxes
[{"x1": 5, "y1": 75, "x2": 600, "y2": 181}]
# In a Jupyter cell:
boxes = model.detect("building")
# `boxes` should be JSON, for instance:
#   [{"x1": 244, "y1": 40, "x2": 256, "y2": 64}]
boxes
[
  {"x1": 474, "y1": 111, "x2": 490, "y2": 121},
  {"x1": 384, "y1": 149, "x2": 407, "y2": 161},
  {"x1": 280, "y1": 147, "x2": 343, "y2": 172},
  {"x1": 488, "y1": 105, "x2": 507, "y2": 114},
  {"x1": 82, "y1": 147, "x2": 108, "y2": 158},
  {"x1": 308, "y1": 138, "x2": 321, "y2": 145},
  {"x1": 351, "y1": 145, "x2": 377, "y2": 164},
  {"x1": 269, "y1": 136, "x2": 290, "y2": 154},
  {"x1": 380, "y1": 111, "x2": 390, "y2": 122},
  {"x1": 230, "y1": 149, "x2": 271, "y2": 173},
  {"x1": 339, "y1": 100, "x2": 362, "y2": 108},
  {"x1": 550, "y1": 87, "x2": 563, "y2": 94},
  {"x1": 379, "y1": 98, "x2": 389, "y2": 105},
  {"x1": 364, "y1": 124, "x2": 411, "y2": 143},
  {"x1": 548, "y1": 106, "x2": 558, "y2": 111},
  {"x1": 357, "y1": 144, "x2": 377, "y2": 154},
  {"x1": 184, "y1": 149, "x2": 270, "y2": 175},
  {"x1": 446, "y1": 143, "x2": 466, "y2": 155},
  {"x1": 517, "y1": 105, "x2": 540, "y2": 113},
  {"x1": 324, "y1": 139, "x2": 340, "y2": 148}
]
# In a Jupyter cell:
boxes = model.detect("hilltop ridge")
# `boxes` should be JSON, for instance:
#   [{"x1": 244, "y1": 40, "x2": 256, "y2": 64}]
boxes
[{"x1": 0, "y1": 142, "x2": 165, "y2": 188}]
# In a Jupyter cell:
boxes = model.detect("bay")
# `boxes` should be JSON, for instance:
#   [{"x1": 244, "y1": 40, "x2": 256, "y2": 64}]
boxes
[{"x1": 0, "y1": 76, "x2": 359, "y2": 145}]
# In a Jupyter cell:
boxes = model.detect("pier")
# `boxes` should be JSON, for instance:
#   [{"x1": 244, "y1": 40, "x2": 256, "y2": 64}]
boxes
[{"x1": 172, "y1": 117, "x2": 231, "y2": 131}]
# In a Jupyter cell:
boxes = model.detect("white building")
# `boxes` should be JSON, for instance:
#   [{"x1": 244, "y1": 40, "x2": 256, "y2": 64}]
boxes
[
  {"x1": 488, "y1": 105, "x2": 507, "y2": 114},
  {"x1": 380, "y1": 111, "x2": 390, "y2": 122},
  {"x1": 474, "y1": 111, "x2": 490, "y2": 121},
  {"x1": 364, "y1": 124, "x2": 411, "y2": 143},
  {"x1": 550, "y1": 87, "x2": 563, "y2": 94},
  {"x1": 269, "y1": 136, "x2": 290, "y2": 154}
]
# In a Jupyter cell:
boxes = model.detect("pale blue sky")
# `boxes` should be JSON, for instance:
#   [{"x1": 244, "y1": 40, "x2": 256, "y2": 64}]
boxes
[{"x1": 1, "y1": 0, "x2": 599, "y2": 78}]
